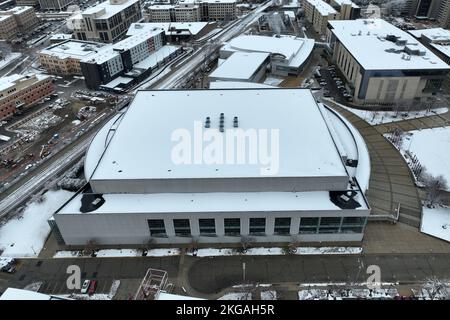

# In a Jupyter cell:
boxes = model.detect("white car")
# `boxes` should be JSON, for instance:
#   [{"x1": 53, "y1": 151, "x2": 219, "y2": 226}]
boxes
[{"x1": 81, "y1": 280, "x2": 91, "y2": 294}]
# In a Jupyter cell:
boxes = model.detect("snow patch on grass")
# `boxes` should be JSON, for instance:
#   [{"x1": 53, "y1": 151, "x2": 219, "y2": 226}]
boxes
[
  {"x1": 0, "y1": 190, "x2": 74, "y2": 257},
  {"x1": 421, "y1": 204, "x2": 450, "y2": 242}
]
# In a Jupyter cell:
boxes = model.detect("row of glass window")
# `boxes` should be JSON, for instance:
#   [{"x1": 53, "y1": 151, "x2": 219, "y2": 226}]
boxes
[{"x1": 147, "y1": 216, "x2": 367, "y2": 237}]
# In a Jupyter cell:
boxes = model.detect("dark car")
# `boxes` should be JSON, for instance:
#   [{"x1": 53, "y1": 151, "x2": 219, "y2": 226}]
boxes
[{"x1": 88, "y1": 280, "x2": 98, "y2": 295}]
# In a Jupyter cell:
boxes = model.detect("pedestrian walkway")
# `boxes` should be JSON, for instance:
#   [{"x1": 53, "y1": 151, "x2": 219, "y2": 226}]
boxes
[
  {"x1": 322, "y1": 99, "x2": 423, "y2": 227},
  {"x1": 363, "y1": 222, "x2": 450, "y2": 254},
  {"x1": 374, "y1": 108, "x2": 450, "y2": 134}
]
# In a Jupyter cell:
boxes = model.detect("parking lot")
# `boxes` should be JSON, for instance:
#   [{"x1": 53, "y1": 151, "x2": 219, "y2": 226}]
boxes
[{"x1": 317, "y1": 66, "x2": 354, "y2": 104}]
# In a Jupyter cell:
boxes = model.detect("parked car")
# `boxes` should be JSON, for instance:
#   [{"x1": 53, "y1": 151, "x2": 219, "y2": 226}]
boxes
[
  {"x1": 88, "y1": 280, "x2": 98, "y2": 296},
  {"x1": 81, "y1": 280, "x2": 90, "y2": 294},
  {"x1": 0, "y1": 258, "x2": 16, "y2": 274}
]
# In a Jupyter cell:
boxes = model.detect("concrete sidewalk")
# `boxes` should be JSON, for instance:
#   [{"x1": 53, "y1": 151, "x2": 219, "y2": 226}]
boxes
[{"x1": 363, "y1": 222, "x2": 450, "y2": 254}]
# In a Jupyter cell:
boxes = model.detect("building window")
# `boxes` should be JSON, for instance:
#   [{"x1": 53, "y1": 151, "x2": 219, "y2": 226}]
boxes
[
  {"x1": 341, "y1": 217, "x2": 366, "y2": 233},
  {"x1": 320, "y1": 217, "x2": 342, "y2": 226},
  {"x1": 199, "y1": 218, "x2": 216, "y2": 236},
  {"x1": 224, "y1": 218, "x2": 240, "y2": 236},
  {"x1": 318, "y1": 217, "x2": 342, "y2": 234},
  {"x1": 274, "y1": 217, "x2": 291, "y2": 235},
  {"x1": 299, "y1": 217, "x2": 319, "y2": 234},
  {"x1": 147, "y1": 219, "x2": 166, "y2": 237},
  {"x1": 249, "y1": 218, "x2": 266, "y2": 236},
  {"x1": 173, "y1": 219, "x2": 191, "y2": 237}
]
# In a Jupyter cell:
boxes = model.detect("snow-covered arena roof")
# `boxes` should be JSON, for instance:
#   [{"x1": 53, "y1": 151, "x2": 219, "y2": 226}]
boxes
[{"x1": 85, "y1": 89, "x2": 348, "y2": 184}]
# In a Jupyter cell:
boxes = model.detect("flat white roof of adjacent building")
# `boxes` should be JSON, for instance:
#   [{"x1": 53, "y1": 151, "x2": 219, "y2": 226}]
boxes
[
  {"x1": 148, "y1": 4, "x2": 175, "y2": 9},
  {"x1": 49, "y1": 34, "x2": 73, "y2": 41},
  {"x1": 329, "y1": 19, "x2": 450, "y2": 70},
  {"x1": 0, "y1": 288, "x2": 68, "y2": 300},
  {"x1": 409, "y1": 28, "x2": 450, "y2": 60},
  {"x1": 209, "y1": 81, "x2": 274, "y2": 89},
  {"x1": 0, "y1": 73, "x2": 50, "y2": 92},
  {"x1": 223, "y1": 35, "x2": 315, "y2": 68},
  {"x1": 40, "y1": 40, "x2": 106, "y2": 60},
  {"x1": 209, "y1": 51, "x2": 269, "y2": 81},
  {"x1": 306, "y1": 0, "x2": 337, "y2": 15},
  {"x1": 112, "y1": 28, "x2": 163, "y2": 51},
  {"x1": 331, "y1": 0, "x2": 359, "y2": 9},
  {"x1": 86, "y1": 89, "x2": 348, "y2": 182},
  {"x1": 127, "y1": 22, "x2": 209, "y2": 37},
  {"x1": 3, "y1": 6, "x2": 33, "y2": 15},
  {"x1": 83, "y1": 0, "x2": 140, "y2": 19}
]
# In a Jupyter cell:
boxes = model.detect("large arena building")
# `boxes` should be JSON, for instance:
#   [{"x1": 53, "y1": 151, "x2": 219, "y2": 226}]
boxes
[{"x1": 51, "y1": 88, "x2": 371, "y2": 246}]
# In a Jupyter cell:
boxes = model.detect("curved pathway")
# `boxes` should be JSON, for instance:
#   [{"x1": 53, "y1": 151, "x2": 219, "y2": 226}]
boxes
[{"x1": 322, "y1": 99, "x2": 423, "y2": 227}]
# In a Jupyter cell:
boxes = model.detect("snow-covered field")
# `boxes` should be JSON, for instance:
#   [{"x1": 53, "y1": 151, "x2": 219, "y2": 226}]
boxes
[
  {"x1": 394, "y1": 126, "x2": 450, "y2": 189},
  {"x1": 342, "y1": 106, "x2": 448, "y2": 126},
  {"x1": 0, "y1": 190, "x2": 74, "y2": 257},
  {"x1": 421, "y1": 205, "x2": 450, "y2": 242}
]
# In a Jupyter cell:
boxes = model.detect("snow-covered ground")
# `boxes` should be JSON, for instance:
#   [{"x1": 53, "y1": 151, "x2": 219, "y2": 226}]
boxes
[
  {"x1": 54, "y1": 248, "x2": 181, "y2": 258},
  {"x1": 96, "y1": 249, "x2": 140, "y2": 257},
  {"x1": 62, "y1": 280, "x2": 120, "y2": 300},
  {"x1": 219, "y1": 292, "x2": 252, "y2": 300},
  {"x1": 404, "y1": 127, "x2": 450, "y2": 187},
  {"x1": 0, "y1": 190, "x2": 74, "y2": 257},
  {"x1": 261, "y1": 290, "x2": 277, "y2": 300},
  {"x1": 298, "y1": 288, "x2": 398, "y2": 300},
  {"x1": 55, "y1": 246, "x2": 362, "y2": 258},
  {"x1": 421, "y1": 205, "x2": 450, "y2": 242},
  {"x1": 342, "y1": 105, "x2": 448, "y2": 126}
]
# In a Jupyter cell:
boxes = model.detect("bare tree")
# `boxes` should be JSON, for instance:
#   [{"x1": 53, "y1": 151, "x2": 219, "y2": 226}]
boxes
[
  {"x1": 420, "y1": 171, "x2": 448, "y2": 205},
  {"x1": 239, "y1": 236, "x2": 255, "y2": 253},
  {"x1": 83, "y1": 239, "x2": 98, "y2": 257}
]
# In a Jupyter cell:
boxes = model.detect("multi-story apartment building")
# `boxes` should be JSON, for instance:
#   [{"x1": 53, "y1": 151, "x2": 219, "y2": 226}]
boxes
[
  {"x1": 0, "y1": 14, "x2": 16, "y2": 39},
  {"x1": 304, "y1": 0, "x2": 339, "y2": 35},
  {"x1": 38, "y1": 0, "x2": 75, "y2": 10},
  {"x1": 175, "y1": 3, "x2": 201, "y2": 21},
  {"x1": 403, "y1": 0, "x2": 449, "y2": 27},
  {"x1": 15, "y1": 0, "x2": 39, "y2": 6},
  {"x1": 201, "y1": 0, "x2": 236, "y2": 21},
  {"x1": 147, "y1": 0, "x2": 236, "y2": 22},
  {"x1": 39, "y1": 40, "x2": 106, "y2": 76},
  {"x1": 79, "y1": 28, "x2": 180, "y2": 89},
  {"x1": 328, "y1": 0, "x2": 360, "y2": 20},
  {"x1": 0, "y1": 74, "x2": 54, "y2": 121},
  {"x1": 147, "y1": 5, "x2": 177, "y2": 22},
  {"x1": 327, "y1": 19, "x2": 450, "y2": 106},
  {"x1": 0, "y1": 6, "x2": 39, "y2": 39},
  {"x1": 70, "y1": 0, "x2": 143, "y2": 43},
  {"x1": 437, "y1": 0, "x2": 450, "y2": 28}
]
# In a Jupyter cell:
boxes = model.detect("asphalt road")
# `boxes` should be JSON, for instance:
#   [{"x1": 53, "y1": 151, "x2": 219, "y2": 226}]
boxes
[{"x1": 1, "y1": 254, "x2": 449, "y2": 298}]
